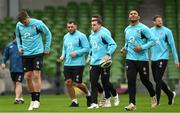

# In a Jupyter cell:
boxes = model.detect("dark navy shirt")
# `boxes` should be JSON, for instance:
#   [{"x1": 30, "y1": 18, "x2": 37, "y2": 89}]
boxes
[{"x1": 2, "y1": 41, "x2": 23, "y2": 72}]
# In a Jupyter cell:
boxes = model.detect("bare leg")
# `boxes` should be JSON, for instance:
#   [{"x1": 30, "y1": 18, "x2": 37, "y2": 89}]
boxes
[
  {"x1": 33, "y1": 70, "x2": 41, "y2": 92},
  {"x1": 25, "y1": 71, "x2": 34, "y2": 92},
  {"x1": 65, "y1": 79, "x2": 76, "y2": 100},
  {"x1": 75, "y1": 83, "x2": 91, "y2": 107},
  {"x1": 75, "y1": 83, "x2": 89, "y2": 95},
  {"x1": 15, "y1": 81, "x2": 23, "y2": 98}
]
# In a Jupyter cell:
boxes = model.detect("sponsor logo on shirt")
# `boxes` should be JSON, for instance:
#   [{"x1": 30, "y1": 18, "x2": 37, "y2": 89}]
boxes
[{"x1": 9, "y1": 45, "x2": 14, "y2": 48}]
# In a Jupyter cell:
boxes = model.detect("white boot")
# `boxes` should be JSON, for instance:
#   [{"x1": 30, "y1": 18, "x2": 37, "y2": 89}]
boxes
[
  {"x1": 28, "y1": 101, "x2": 34, "y2": 111},
  {"x1": 114, "y1": 94, "x2": 119, "y2": 106},
  {"x1": 125, "y1": 103, "x2": 136, "y2": 111}
]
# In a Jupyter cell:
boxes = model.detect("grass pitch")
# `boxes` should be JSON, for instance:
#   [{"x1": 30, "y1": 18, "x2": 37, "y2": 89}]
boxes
[{"x1": 0, "y1": 94, "x2": 180, "y2": 113}]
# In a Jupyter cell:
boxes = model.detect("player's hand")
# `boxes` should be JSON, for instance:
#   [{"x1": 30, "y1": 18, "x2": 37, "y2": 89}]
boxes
[
  {"x1": 103, "y1": 54, "x2": 110, "y2": 62},
  {"x1": 174, "y1": 61, "x2": 180, "y2": 68},
  {"x1": 57, "y1": 56, "x2": 64, "y2": 63},
  {"x1": 1, "y1": 64, "x2": 6, "y2": 69},
  {"x1": 134, "y1": 45, "x2": 142, "y2": 52},
  {"x1": 120, "y1": 47, "x2": 126, "y2": 55},
  {"x1": 70, "y1": 52, "x2": 77, "y2": 57},
  {"x1": 44, "y1": 51, "x2": 49, "y2": 55},
  {"x1": 18, "y1": 48, "x2": 23, "y2": 55}
]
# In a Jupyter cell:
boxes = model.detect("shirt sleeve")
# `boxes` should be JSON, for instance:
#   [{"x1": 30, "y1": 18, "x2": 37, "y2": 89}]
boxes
[
  {"x1": 87, "y1": 36, "x2": 92, "y2": 60},
  {"x1": 74, "y1": 34, "x2": 90, "y2": 56},
  {"x1": 38, "y1": 21, "x2": 52, "y2": 52},
  {"x1": 124, "y1": 42, "x2": 128, "y2": 50},
  {"x1": 15, "y1": 25, "x2": 22, "y2": 49},
  {"x1": 123, "y1": 29, "x2": 128, "y2": 50},
  {"x1": 61, "y1": 37, "x2": 66, "y2": 57},
  {"x1": 167, "y1": 30, "x2": 179, "y2": 62},
  {"x1": 102, "y1": 33, "x2": 117, "y2": 56},
  {"x1": 2, "y1": 46, "x2": 9, "y2": 64},
  {"x1": 141, "y1": 27, "x2": 156, "y2": 50}
]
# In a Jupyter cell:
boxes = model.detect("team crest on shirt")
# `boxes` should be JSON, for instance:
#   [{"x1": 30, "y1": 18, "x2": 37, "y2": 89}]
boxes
[
  {"x1": 32, "y1": 25, "x2": 36, "y2": 30},
  {"x1": 9, "y1": 45, "x2": 14, "y2": 48},
  {"x1": 137, "y1": 30, "x2": 141, "y2": 33},
  {"x1": 75, "y1": 37, "x2": 79, "y2": 42},
  {"x1": 67, "y1": 42, "x2": 73, "y2": 50}
]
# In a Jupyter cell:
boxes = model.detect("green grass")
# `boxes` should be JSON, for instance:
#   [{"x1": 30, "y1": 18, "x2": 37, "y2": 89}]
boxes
[{"x1": 0, "y1": 94, "x2": 180, "y2": 112}]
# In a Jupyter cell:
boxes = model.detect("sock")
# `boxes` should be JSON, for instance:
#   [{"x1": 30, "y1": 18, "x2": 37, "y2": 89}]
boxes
[
  {"x1": 72, "y1": 99, "x2": 78, "y2": 104},
  {"x1": 107, "y1": 97, "x2": 111, "y2": 102},
  {"x1": 114, "y1": 93, "x2": 119, "y2": 99},
  {"x1": 19, "y1": 98, "x2": 24, "y2": 101},
  {"x1": 100, "y1": 91, "x2": 105, "y2": 99},
  {"x1": 87, "y1": 90, "x2": 91, "y2": 96},
  {"x1": 35, "y1": 92, "x2": 40, "y2": 102},
  {"x1": 31, "y1": 92, "x2": 36, "y2": 101},
  {"x1": 15, "y1": 98, "x2": 19, "y2": 101}
]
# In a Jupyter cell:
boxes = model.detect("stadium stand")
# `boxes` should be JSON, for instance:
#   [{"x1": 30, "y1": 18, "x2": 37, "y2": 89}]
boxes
[
  {"x1": 0, "y1": 0, "x2": 179, "y2": 89},
  {"x1": 164, "y1": 0, "x2": 180, "y2": 89}
]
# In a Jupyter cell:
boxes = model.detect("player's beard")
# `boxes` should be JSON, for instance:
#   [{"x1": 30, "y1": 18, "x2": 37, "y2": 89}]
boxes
[
  {"x1": 129, "y1": 17, "x2": 139, "y2": 23},
  {"x1": 92, "y1": 27, "x2": 99, "y2": 32},
  {"x1": 156, "y1": 24, "x2": 162, "y2": 28}
]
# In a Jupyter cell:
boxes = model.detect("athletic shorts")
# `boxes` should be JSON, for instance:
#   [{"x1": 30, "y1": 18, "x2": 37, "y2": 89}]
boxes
[
  {"x1": 22, "y1": 53, "x2": 43, "y2": 72},
  {"x1": 64, "y1": 66, "x2": 84, "y2": 83},
  {"x1": 10, "y1": 72, "x2": 24, "y2": 82}
]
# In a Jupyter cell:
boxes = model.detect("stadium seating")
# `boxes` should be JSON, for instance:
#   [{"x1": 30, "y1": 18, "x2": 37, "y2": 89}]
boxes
[
  {"x1": 1, "y1": 0, "x2": 179, "y2": 87},
  {"x1": 164, "y1": 0, "x2": 180, "y2": 89},
  {"x1": 177, "y1": 0, "x2": 180, "y2": 56},
  {"x1": 112, "y1": 0, "x2": 126, "y2": 84}
]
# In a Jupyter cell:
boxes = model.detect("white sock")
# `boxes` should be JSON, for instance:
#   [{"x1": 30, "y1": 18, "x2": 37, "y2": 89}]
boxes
[
  {"x1": 106, "y1": 97, "x2": 111, "y2": 102},
  {"x1": 87, "y1": 90, "x2": 91, "y2": 96},
  {"x1": 114, "y1": 94, "x2": 119, "y2": 99},
  {"x1": 72, "y1": 99, "x2": 78, "y2": 104},
  {"x1": 100, "y1": 92, "x2": 105, "y2": 99},
  {"x1": 19, "y1": 98, "x2": 24, "y2": 101}
]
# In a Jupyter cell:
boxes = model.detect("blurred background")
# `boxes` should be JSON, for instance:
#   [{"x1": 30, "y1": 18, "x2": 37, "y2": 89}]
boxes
[{"x1": 0, "y1": 0, "x2": 180, "y2": 95}]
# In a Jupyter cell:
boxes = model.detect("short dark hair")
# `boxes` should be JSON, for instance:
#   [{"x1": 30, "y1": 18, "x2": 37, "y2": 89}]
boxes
[
  {"x1": 91, "y1": 17, "x2": 102, "y2": 25},
  {"x1": 67, "y1": 19, "x2": 77, "y2": 25},
  {"x1": 17, "y1": 10, "x2": 29, "y2": 21},
  {"x1": 129, "y1": 9, "x2": 139, "y2": 15},
  {"x1": 92, "y1": 15, "x2": 102, "y2": 20},
  {"x1": 92, "y1": 15, "x2": 103, "y2": 25},
  {"x1": 153, "y1": 15, "x2": 162, "y2": 21}
]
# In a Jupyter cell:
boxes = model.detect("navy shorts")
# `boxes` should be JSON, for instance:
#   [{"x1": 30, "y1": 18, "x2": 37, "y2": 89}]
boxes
[
  {"x1": 10, "y1": 72, "x2": 24, "y2": 82},
  {"x1": 22, "y1": 53, "x2": 43, "y2": 72},
  {"x1": 64, "y1": 66, "x2": 84, "y2": 83}
]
